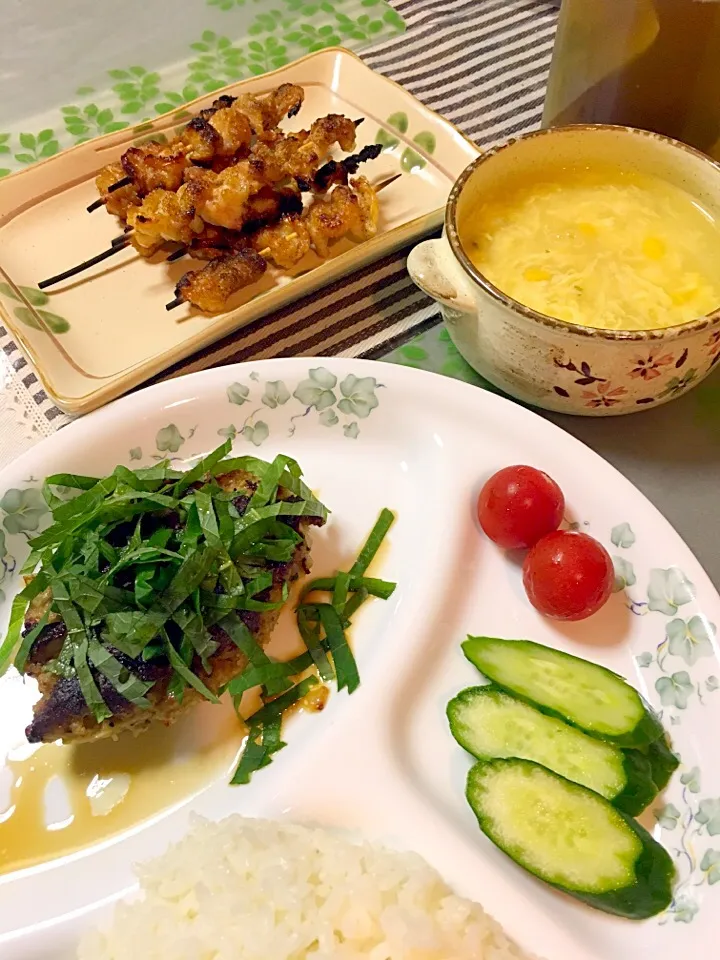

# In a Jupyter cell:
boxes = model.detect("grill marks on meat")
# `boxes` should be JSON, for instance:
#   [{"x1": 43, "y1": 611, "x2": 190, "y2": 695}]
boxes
[
  {"x1": 22, "y1": 470, "x2": 324, "y2": 745},
  {"x1": 174, "y1": 248, "x2": 268, "y2": 313}
]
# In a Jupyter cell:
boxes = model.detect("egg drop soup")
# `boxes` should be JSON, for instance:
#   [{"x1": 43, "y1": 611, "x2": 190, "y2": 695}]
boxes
[{"x1": 460, "y1": 164, "x2": 720, "y2": 330}]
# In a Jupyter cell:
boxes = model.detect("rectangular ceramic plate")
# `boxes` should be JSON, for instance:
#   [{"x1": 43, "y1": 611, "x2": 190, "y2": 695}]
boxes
[{"x1": 0, "y1": 48, "x2": 479, "y2": 416}]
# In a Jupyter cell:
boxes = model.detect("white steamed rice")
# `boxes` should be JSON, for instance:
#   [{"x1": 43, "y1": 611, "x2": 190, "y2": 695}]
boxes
[{"x1": 79, "y1": 816, "x2": 532, "y2": 960}]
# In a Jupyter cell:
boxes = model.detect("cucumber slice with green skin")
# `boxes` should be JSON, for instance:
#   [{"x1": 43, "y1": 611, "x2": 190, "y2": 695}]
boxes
[
  {"x1": 640, "y1": 736, "x2": 680, "y2": 792},
  {"x1": 466, "y1": 758, "x2": 675, "y2": 919},
  {"x1": 447, "y1": 686, "x2": 658, "y2": 815},
  {"x1": 462, "y1": 636, "x2": 663, "y2": 748}
]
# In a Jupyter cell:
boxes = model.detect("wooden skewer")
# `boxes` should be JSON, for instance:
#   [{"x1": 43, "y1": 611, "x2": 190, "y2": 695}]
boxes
[
  {"x1": 165, "y1": 173, "x2": 402, "y2": 311},
  {"x1": 108, "y1": 176, "x2": 132, "y2": 193},
  {"x1": 111, "y1": 226, "x2": 133, "y2": 246},
  {"x1": 86, "y1": 178, "x2": 134, "y2": 213},
  {"x1": 38, "y1": 238, "x2": 131, "y2": 289}
]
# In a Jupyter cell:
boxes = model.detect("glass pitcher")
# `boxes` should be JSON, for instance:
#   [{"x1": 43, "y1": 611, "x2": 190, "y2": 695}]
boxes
[{"x1": 542, "y1": 0, "x2": 720, "y2": 161}]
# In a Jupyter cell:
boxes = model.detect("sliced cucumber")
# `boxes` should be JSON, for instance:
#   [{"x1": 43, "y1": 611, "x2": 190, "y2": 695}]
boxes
[
  {"x1": 463, "y1": 636, "x2": 663, "y2": 747},
  {"x1": 466, "y1": 759, "x2": 674, "y2": 919},
  {"x1": 641, "y1": 736, "x2": 680, "y2": 792},
  {"x1": 448, "y1": 686, "x2": 657, "y2": 815}
]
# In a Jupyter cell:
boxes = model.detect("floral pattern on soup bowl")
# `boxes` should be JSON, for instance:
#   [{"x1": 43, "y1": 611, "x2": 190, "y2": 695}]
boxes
[{"x1": 407, "y1": 125, "x2": 720, "y2": 417}]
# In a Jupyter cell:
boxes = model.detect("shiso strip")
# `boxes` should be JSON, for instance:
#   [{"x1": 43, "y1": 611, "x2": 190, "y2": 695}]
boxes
[
  {"x1": 300, "y1": 575, "x2": 396, "y2": 602},
  {"x1": 297, "y1": 605, "x2": 334, "y2": 681},
  {"x1": 13, "y1": 611, "x2": 50, "y2": 673},
  {"x1": 231, "y1": 676, "x2": 319, "y2": 784},
  {"x1": 230, "y1": 508, "x2": 397, "y2": 784},
  {"x1": 350, "y1": 507, "x2": 395, "y2": 576},
  {"x1": 74, "y1": 635, "x2": 112, "y2": 723},
  {"x1": 87, "y1": 638, "x2": 153, "y2": 707}
]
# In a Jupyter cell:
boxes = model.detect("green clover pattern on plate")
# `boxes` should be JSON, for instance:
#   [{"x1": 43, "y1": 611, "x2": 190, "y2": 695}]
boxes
[
  {"x1": 0, "y1": 0, "x2": 405, "y2": 179},
  {"x1": 216, "y1": 366, "x2": 382, "y2": 445},
  {"x1": 132, "y1": 367, "x2": 381, "y2": 458},
  {"x1": 602, "y1": 520, "x2": 720, "y2": 924}
]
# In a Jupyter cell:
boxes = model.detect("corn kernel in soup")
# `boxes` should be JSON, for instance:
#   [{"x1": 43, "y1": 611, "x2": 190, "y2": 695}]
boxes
[{"x1": 461, "y1": 167, "x2": 720, "y2": 330}]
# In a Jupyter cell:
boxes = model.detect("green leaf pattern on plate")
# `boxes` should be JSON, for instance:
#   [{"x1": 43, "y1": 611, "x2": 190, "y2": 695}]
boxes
[
  {"x1": 242, "y1": 421, "x2": 270, "y2": 446},
  {"x1": 293, "y1": 367, "x2": 338, "y2": 411},
  {"x1": 656, "y1": 670, "x2": 695, "y2": 709},
  {"x1": 0, "y1": 284, "x2": 71, "y2": 334},
  {"x1": 680, "y1": 766, "x2": 702, "y2": 793},
  {"x1": 155, "y1": 424, "x2": 185, "y2": 453},
  {"x1": 0, "y1": 488, "x2": 48, "y2": 535},
  {"x1": 654, "y1": 802, "x2": 681, "y2": 830},
  {"x1": 611, "y1": 521, "x2": 636, "y2": 549},
  {"x1": 262, "y1": 380, "x2": 291, "y2": 409},
  {"x1": 701, "y1": 850, "x2": 720, "y2": 885},
  {"x1": 666, "y1": 615, "x2": 716, "y2": 666},
  {"x1": 374, "y1": 110, "x2": 437, "y2": 172},
  {"x1": 612, "y1": 555, "x2": 635, "y2": 593},
  {"x1": 594, "y1": 520, "x2": 720, "y2": 922},
  {"x1": 648, "y1": 567, "x2": 695, "y2": 615},
  {"x1": 337, "y1": 374, "x2": 379, "y2": 418},
  {"x1": 0, "y1": 0, "x2": 405, "y2": 175},
  {"x1": 697, "y1": 799, "x2": 720, "y2": 836},
  {"x1": 217, "y1": 368, "x2": 381, "y2": 447},
  {"x1": 319, "y1": 408, "x2": 339, "y2": 426},
  {"x1": 227, "y1": 382, "x2": 251, "y2": 406}
]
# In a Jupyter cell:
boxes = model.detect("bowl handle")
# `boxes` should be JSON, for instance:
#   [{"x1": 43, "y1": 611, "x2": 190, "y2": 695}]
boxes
[{"x1": 407, "y1": 237, "x2": 475, "y2": 312}]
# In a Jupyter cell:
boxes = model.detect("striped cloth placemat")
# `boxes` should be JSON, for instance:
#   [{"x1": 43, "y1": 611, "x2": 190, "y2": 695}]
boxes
[{"x1": 3, "y1": 0, "x2": 560, "y2": 423}]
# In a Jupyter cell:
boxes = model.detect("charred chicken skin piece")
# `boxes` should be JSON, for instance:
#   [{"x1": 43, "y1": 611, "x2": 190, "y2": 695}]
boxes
[
  {"x1": 173, "y1": 248, "x2": 267, "y2": 312},
  {"x1": 180, "y1": 188, "x2": 303, "y2": 260},
  {"x1": 94, "y1": 162, "x2": 140, "y2": 218},
  {"x1": 305, "y1": 176, "x2": 379, "y2": 257},
  {"x1": 121, "y1": 143, "x2": 188, "y2": 196},
  {"x1": 185, "y1": 224, "x2": 250, "y2": 261},
  {"x1": 126, "y1": 188, "x2": 204, "y2": 256},
  {"x1": 252, "y1": 114, "x2": 358, "y2": 184},
  {"x1": 231, "y1": 83, "x2": 304, "y2": 139},
  {"x1": 251, "y1": 215, "x2": 312, "y2": 269}
]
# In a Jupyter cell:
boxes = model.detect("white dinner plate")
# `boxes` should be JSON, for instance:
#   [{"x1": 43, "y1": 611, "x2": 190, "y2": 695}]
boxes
[{"x1": 0, "y1": 358, "x2": 718, "y2": 960}]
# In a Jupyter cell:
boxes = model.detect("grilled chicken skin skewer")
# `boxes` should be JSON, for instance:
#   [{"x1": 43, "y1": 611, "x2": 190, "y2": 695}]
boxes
[
  {"x1": 251, "y1": 176, "x2": 380, "y2": 266},
  {"x1": 91, "y1": 83, "x2": 305, "y2": 208},
  {"x1": 169, "y1": 176, "x2": 381, "y2": 311},
  {"x1": 171, "y1": 247, "x2": 269, "y2": 313},
  {"x1": 127, "y1": 184, "x2": 305, "y2": 260}
]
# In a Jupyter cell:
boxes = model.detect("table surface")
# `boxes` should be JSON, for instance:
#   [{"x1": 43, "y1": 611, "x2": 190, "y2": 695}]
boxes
[{"x1": 1, "y1": 0, "x2": 718, "y2": 588}]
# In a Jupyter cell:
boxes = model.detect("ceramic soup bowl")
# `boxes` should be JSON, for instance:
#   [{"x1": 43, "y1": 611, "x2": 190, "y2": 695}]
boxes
[{"x1": 407, "y1": 125, "x2": 720, "y2": 416}]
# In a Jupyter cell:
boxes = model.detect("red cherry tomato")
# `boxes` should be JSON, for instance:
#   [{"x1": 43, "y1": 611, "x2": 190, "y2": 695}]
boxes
[
  {"x1": 523, "y1": 530, "x2": 614, "y2": 621},
  {"x1": 477, "y1": 465, "x2": 565, "y2": 550}
]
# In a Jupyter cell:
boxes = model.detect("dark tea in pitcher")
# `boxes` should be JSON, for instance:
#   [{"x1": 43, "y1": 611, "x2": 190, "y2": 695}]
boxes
[{"x1": 543, "y1": 0, "x2": 720, "y2": 161}]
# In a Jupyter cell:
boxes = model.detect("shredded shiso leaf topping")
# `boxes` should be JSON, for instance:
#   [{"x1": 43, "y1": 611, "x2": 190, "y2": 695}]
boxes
[{"x1": 0, "y1": 442, "x2": 396, "y2": 784}]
